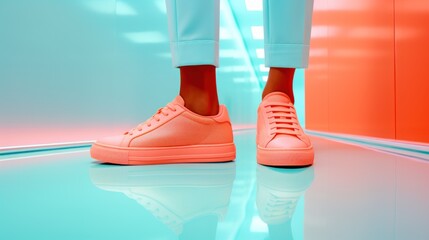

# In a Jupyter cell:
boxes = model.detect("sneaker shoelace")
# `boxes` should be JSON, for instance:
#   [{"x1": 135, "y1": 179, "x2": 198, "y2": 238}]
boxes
[
  {"x1": 264, "y1": 102, "x2": 300, "y2": 136},
  {"x1": 125, "y1": 103, "x2": 177, "y2": 135}
]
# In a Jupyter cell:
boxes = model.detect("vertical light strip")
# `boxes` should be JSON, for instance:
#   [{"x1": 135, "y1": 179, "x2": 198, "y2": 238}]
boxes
[{"x1": 221, "y1": 0, "x2": 259, "y2": 84}]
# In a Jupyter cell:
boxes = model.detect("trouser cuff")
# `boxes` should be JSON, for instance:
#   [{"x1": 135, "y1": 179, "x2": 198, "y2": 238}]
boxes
[
  {"x1": 264, "y1": 44, "x2": 310, "y2": 68},
  {"x1": 170, "y1": 40, "x2": 219, "y2": 67}
]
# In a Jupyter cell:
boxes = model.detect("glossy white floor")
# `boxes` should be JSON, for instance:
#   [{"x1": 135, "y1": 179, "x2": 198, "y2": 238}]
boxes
[{"x1": 1, "y1": 130, "x2": 429, "y2": 240}]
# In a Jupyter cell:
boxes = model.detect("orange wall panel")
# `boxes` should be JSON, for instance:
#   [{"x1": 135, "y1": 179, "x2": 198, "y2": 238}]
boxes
[
  {"x1": 306, "y1": 0, "x2": 396, "y2": 139},
  {"x1": 306, "y1": 0, "x2": 330, "y2": 132},
  {"x1": 395, "y1": 0, "x2": 429, "y2": 143}
]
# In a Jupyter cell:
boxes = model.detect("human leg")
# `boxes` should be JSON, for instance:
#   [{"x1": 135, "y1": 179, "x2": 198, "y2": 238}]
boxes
[
  {"x1": 90, "y1": 0, "x2": 235, "y2": 165},
  {"x1": 257, "y1": 0, "x2": 315, "y2": 166},
  {"x1": 262, "y1": 0, "x2": 314, "y2": 101},
  {"x1": 179, "y1": 65, "x2": 219, "y2": 116},
  {"x1": 262, "y1": 67, "x2": 295, "y2": 103},
  {"x1": 166, "y1": 0, "x2": 220, "y2": 116}
]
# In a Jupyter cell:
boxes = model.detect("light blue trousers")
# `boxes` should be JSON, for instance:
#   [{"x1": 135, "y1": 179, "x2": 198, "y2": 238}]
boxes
[{"x1": 165, "y1": 0, "x2": 314, "y2": 68}]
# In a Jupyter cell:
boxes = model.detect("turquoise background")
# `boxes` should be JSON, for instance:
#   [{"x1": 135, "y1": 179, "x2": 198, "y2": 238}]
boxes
[{"x1": 0, "y1": 0, "x2": 305, "y2": 147}]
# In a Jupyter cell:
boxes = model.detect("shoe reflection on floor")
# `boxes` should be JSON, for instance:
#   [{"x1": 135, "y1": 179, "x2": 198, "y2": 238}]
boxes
[
  {"x1": 256, "y1": 165, "x2": 314, "y2": 240},
  {"x1": 89, "y1": 162, "x2": 235, "y2": 239}
]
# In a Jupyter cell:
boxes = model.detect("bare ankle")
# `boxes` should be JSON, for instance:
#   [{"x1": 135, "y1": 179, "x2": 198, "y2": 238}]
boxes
[
  {"x1": 262, "y1": 67, "x2": 295, "y2": 103},
  {"x1": 262, "y1": 89, "x2": 295, "y2": 103},
  {"x1": 180, "y1": 93, "x2": 219, "y2": 116},
  {"x1": 179, "y1": 65, "x2": 219, "y2": 116}
]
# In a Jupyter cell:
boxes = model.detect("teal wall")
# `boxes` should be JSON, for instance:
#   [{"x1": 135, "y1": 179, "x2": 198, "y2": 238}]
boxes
[{"x1": 0, "y1": 0, "x2": 304, "y2": 147}]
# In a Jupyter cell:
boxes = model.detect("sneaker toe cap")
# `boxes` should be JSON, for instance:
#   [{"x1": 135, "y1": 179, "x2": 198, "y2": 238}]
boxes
[{"x1": 95, "y1": 135, "x2": 127, "y2": 147}]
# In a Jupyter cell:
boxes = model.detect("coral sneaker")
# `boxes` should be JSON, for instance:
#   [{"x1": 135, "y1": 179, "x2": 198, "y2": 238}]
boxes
[
  {"x1": 257, "y1": 92, "x2": 314, "y2": 166},
  {"x1": 90, "y1": 96, "x2": 236, "y2": 165}
]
